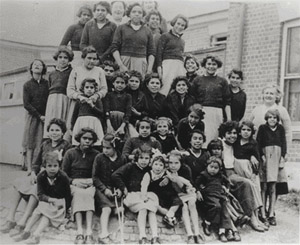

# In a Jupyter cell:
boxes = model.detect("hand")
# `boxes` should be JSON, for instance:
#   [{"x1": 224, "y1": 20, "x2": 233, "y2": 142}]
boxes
[
  {"x1": 114, "y1": 189, "x2": 122, "y2": 198},
  {"x1": 196, "y1": 191, "x2": 203, "y2": 201},
  {"x1": 128, "y1": 155, "x2": 135, "y2": 161},
  {"x1": 115, "y1": 125, "x2": 125, "y2": 136},
  {"x1": 72, "y1": 179, "x2": 89, "y2": 188},
  {"x1": 159, "y1": 176, "x2": 169, "y2": 186},
  {"x1": 86, "y1": 99, "x2": 95, "y2": 107},
  {"x1": 131, "y1": 107, "x2": 141, "y2": 116},
  {"x1": 279, "y1": 156, "x2": 285, "y2": 169},
  {"x1": 222, "y1": 185, "x2": 229, "y2": 194},
  {"x1": 250, "y1": 156, "x2": 259, "y2": 174},
  {"x1": 78, "y1": 96, "x2": 88, "y2": 103},
  {"x1": 40, "y1": 116, "x2": 45, "y2": 122},
  {"x1": 104, "y1": 188, "x2": 114, "y2": 198},
  {"x1": 30, "y1": 172, "x2": 37, "y2": 185},
  {"x1": 120, "y1": 64, "x2": 128, "y2": 72},
  {"x1": 146, "y1": 67, "x2": 152, "y2": 75},
  {"x1": 50, "y1": 198, "x2": 63, "y2": 207},
  {"x1": 106, "y1": 123, "x2": 115, "y2": 135},
  {"x1": 166, "y1": 170, "x2": 176, "y2": 182},
  {"x1": 89, "y1": 94, "x2": 99, "y2": 103},
  {"x1": 141, "y1": 194, "x2": 148, "y2": 202},
  {"x1": 123, "y1": 187, "x2": 128, "y2": 197}
]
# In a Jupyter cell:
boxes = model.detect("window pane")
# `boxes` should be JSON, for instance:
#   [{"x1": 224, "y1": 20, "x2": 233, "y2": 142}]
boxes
[
  {"x1": 287, "y1": 26, "x2": 300, "y2": 74},
  {"x1": 284, "y1": 79, "x2": 300, "y2": 121},
  {"x1": 3, "y1": 82, "x2": 15, "y2": 100}
]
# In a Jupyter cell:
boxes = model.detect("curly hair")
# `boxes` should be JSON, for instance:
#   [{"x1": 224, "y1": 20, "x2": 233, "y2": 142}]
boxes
[
  {"x1": 218, "y1": 121, "x2": 239, "y2": 138},
  {"x1": 228, "y1": 68, "x2": 243, "y2": 80},
  {"x1": 135, "y1": 117, "x2": 155, "y2": 132},
  {"x1": 239, "y1": 120, "x2": 256, "y2": 138},
  {"x1": 144, "y1": 72, "x2": 162, "y2": 87},
  {"x1": 151, "y1": 155, "x2": 167, "y2": 167},
  {"x1": 184, "y1": 54, "x2": 199, "y2": 69},
  {"x1": 170, "y1": 14, "x2": 189, "y2": 29},
  {"x1": 201, "y1": 55, "x2": 223, "y2": 68},
  {"x1": 126, "y1": 3, "x2": 146, "y2": 17},
  {"x1": 170, "y1": 76, "x2": 190, "y2": 91},
  {"x1": 207, "y1": 156, "x2": 223, "y2": 169},
  {"x1": 262, "y1": 84, "x2": 282, "y2": 104},
  {"x1": 81, "y1": 46, "x2": 97, "y2": 59},
  {"x1": 155, "y1": 117, "x2": 173, "y2": 130},
  {"x1": 46, "y1": 118, "x2": 67, "y2": 134},
  {"x1": 132, "y1": 143, "x2": 153, "y2": 161},
  {"x1": 188, "y1": 104, "x2": 205, "y2": 120},
  {"x1": 112, "y1": 71, "x2": 129, "y2": 84},
  {"x1": 29, "y1": 59, "x2": 47, "y2": 76},
  {"x1": 189, "y1": 129, "x2": 206, "y2": 143},
  {"x1": 74, "y1": 127, "x2": 98, "y2": 144},
  {"x1": 53, "y1": 46, "x2": 74, "y2": 62},
  {"x1": 77, "y1": 5, "x2": 93, "y2": 18},
  {"x1": 145, "y1": 9, "x2": 162, "y2": 23},
  {"x1": 102, "y1": 60, "x2": 119, "y2": 71},
  {"x1": 79, "y1": 78, "x2": 98, "y2": 94},
  {"x1": 127, "y1": 70, "x2": 143, "y2": 83},
  {"x1": 43, "y1": 152, "x2": 60, "y2": 166}
]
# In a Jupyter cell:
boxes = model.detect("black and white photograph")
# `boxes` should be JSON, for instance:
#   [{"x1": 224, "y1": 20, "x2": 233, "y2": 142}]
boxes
[{"x1": 0, "y1": 0, "x2": 299, "y2": 244}]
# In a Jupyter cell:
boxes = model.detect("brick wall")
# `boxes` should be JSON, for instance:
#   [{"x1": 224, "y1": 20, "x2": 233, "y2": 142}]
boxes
[{"x1": 183, "y1": 25, "x2": 211, "y2": 52}]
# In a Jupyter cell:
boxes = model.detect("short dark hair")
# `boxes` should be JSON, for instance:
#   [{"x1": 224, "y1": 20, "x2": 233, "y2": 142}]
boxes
[
  {"x1": 77, "y1": 5, "x2": 93, "y2": 18},
  {"x1": 151, "y1": 155, "x2": 167, "y2": 167},
  {"x1": 81, "y1": 46, "x2": 97, "y2": 59},
  {"x1": 170, "y1": 76, "x2": 190, "y2": 91},
  {"x1": 228, "y1": 69, "x2": 244, "y2": 80},
  {"x1": 132, "y1": 143, "x2": 153, "y2": 161},
  {"x1": 74, "y1": 127, "x2": 98, "y2": 144},
  {"x1": 94, "y1": 1, "x2": 111, "y2": 15},
  {"x1": 201, "y1": 55, "x2": 223, "y2": 68},
  {"x1": 184, "y1": 54, "x2": 199, "y2": 69},
  {"x1": 53, "y1": 46, "x2": 74, "y2": 62},
  {"x1": 29, "y1": 59, "x2": 47, "y2": 76},
  {"x1": 144, "y1": 72, "x2": 162, "y2": 87},
  {"x1": 188, "y1": 104, "x2": 205, "y2": 120},
  {"x1": 47, "y1": 118, "x2": 67, "y2": 134},
  {"x1": 170, "y1": 14, "x2": 189, "y2": 29},
  {"x1": 126, "y1": 3, "x2": 145, "y2": 17},
  {"x1": 79, "y1": 78, "x2": 98, "y2": 93},
  {"x1": 207, "y1": 156, "x2": 222, "y2": 169},
  {"x1": 127, "y1": 70, "x2": 143, "y2": 83},
  {"x1": 189, "y1": 129, "x2": 206, "y2": 143},
  {"x1": 135, "y1": 117, "x2": 155, "y2": 132},
  {"x1": 43, "y1": 152, "x2": 60, "y2": 166},
  {"x1": 239, "y1": 120, "x2": 255, "y2": 138},
  {"x1": 218, "y1": 121, "x2": 239, "y2": 138},
  {"x1": 207, "y1": 139, "x2": 223, "y2": 155},
  {"x1": 145, "y1": 9, "x2": 162, "y2": 23},
  {"x1": 102, "y1": 60, "x2": 119, "y2": 71},
  {"x1": 112, "y1": 71, "x2": 129, "y2": 84},
  {"x1": 264, "y1": 109, "x2": 281, "y2": 122}
]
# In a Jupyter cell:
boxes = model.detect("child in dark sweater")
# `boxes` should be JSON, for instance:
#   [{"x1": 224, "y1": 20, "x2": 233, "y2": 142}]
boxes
[{"x1": 102, "y1": 60, "x2": 119, "y2": 92}]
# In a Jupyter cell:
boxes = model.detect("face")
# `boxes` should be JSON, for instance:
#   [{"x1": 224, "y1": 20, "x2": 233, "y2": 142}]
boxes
[
  {"x1": 188, "y1": 111, "x2": 200, "y2": 126},
  {"x1": 185, "y1": 59, "x2": 198, "y2": 74},
  {"x1": 267, "y1": 115, "x2": 278, "y2": 128},
  {"x1": 168, "y1": 155, "x2": 181, "y2": 173},
  {"x1": 48, "y1": 124, "x2": 64, "y2": 142},
  {"x1": 263, "y1": 88, "x2": 276, "y2": 105},
  {"x1": 79, "y1": 10, "x2": 92, "y2": 25},
  {"x1": 205, "y1": 58, "x2": 218, "y2": 75},
  {"x1": 138, "y1": 121, "x2": 151, "y2": 138},
  {"x1": 175, "y1": 80, "x2": 188, "y2": 95},
  {"x1": 102, "y1": 141, "x2": 115, "y2": 157},
  {"x1": 45, "y1": 161, "x2": 59, "y2": 178},
  {"x1": 207, "y1": 162, "x2": 220, "y2": 176},
  {"x1": 128, "y1": 76, "x2": 140, "y2": 90},
  {"x1": 83, "y1": 53, "x2": 97, "y2": 69},
  {"x1": 111, "y1": 2, "x2": 125, "y2": 19},
  {"x1": 148, "y1": 14, "x2": 160, "y2": 29},
  {"x1": 130, "y1": 6, "x2": 143, "y2": 24},
  {"x1": 152, "y1": 160, "x2": 165, "y2": 174},
  {"x1": 83, "y1": 82, "x2": 96, "y2": 96},
  {"x1": 143, "y1": 0, "x2": 156, "y2": 12},
  {"x1": 147, "y1": 78, "x2": 161, "y2": 94},
  {"x1": 80, "y1": 132, "x2": 94, "y2": 149},
  {"x1": 137, "y1": 153, "x2": 151, "y2": 169},
  {"x1": 173, "y1": 18, "x2": 186, "y2": 35},
  {"x1": 104, "y1": 66, "x2": 115, "y2": 77},
  {"x1": 190, "y1": 132, "x2": 204, "y2": 150},
  {"x1": 157, "y1": 121, "x2": 169, "y2": 136},
  {"x1": 113, "y1": 77, "x2": 126, "y2": 92},
  {"x1": 224, "y1": 129, "x2": 237, "y2": 145},
  {"x1": 211, "y1": 148, "x2": 222, "y2": 158},
  {"x1": 94, "y1": 4, "x2": 108, "y2": 22},
  {"x1": 229, "y1": 73, "x2": 242, "y2": 88},
  {"x1": 57, "y1": 52, "x2": 69, "y2": 69},
  {"x1": 240, "y1": 125, "x2": 252, "y2": 140},
  {"x1": 31, "y1": 60, "x2": 44, "y2": 74}
]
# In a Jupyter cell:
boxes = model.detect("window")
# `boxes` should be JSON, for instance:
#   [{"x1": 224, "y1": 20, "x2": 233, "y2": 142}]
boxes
[
  {"x1": 211, "y1": 33, "x2": 227, "y2": 46},
  {"x1": 3, "y1": 82, "x2": 15, "y2": 100}
]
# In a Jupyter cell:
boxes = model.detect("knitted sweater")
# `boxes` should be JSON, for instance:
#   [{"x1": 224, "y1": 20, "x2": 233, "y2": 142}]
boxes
[
  {"x1": 48, "y1": 66, "x2": 72, "y2": 95},
  {"x1": 230, "y1": 85, "x2": 247, "y2": 122},
  {"x1": 60, "y1": 22, "x2": 85, "y2": 51}
]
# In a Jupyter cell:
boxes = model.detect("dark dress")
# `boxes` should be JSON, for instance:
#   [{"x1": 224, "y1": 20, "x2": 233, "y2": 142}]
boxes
[
  {"x1": 229, "y1": 85, "x2": 247, "y2": 122},
  {"x1": 152, "y1": 132, "x2": 179, "y2": 154}
]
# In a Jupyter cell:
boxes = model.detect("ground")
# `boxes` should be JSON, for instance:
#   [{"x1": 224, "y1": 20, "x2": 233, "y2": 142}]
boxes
[{"x1": 0, "y1": 163, "x2": 299, "y2": 244}]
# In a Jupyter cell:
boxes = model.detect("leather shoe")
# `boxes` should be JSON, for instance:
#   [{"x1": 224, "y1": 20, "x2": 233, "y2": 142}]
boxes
[
  {"x1": 202, "y1": 222, "x2": 211, "y2": 236},
  {"x1": 268, "y1": 216, "x2": 277, "y2": 226},
  {"x1": 226, "y1": 230, "x2": 235, "y2": 241},
  {"x1": 219, "y1": 233, "x2": 227, "y2": 243}
]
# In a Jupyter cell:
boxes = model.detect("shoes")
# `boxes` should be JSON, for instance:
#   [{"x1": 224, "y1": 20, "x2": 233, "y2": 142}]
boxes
[
  {"x1": 85, "y1": 235, "x2": 95, "y2": 244},
  {"x1": 25, "y1": 235, "x2": 40, "y2": 244},
  {"x1": 163, "y1": 215, "x2": 176, "y2": 227},
  {"x1": 233, "y1": 231, "x2": 241, "y2": 242},
  {"x1": 74, "y1": 234, "x2": 85, "y2": 244},
  {"x1": 236, "y1": 215, "x2": 250, "y2": 227},
  {"x1": 225, "y1": 230, "x2": 235, "y2": 241},
  {"x1": 202, "y1": 221, "x2": 211, "y2": 236},
  {"x1": 249, "y1": 222, "x2": 264, "y2": 232},
  {"x1": 0, "y1": 220, "x2": 16, "y2": 233},
  {"x1": 9, "y1": 224, "x2": 25, "y2": 237},
  {"x1": 98, "y1": 235, "x2": 111, "y2": 244},
  {"x1": 139, "y1": 237, "x2": 148, "y2": 244},
  {"x1": 219, "y1": 233, "x2": 228, "y2": 243},
  {"x1": 13, "y1": 231, "x2": 31, "y2": 242},
  {"x1": 187, "y1": 235, "x2": 195, "y2": 244},
  {"x1": 194, "y1": 234, "x2": 205, "y2": 244},
  {"x1": 151, "y1": 236, "x2": 160, "y2": 244},
  {"x1": 268, "y1": 216, "x2": 277, "y2": 226}
]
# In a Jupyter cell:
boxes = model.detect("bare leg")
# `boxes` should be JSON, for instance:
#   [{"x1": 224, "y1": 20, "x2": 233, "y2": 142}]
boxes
[
  {"x1": 26, "y1": 149, "x2": 33, "y2": 172},
  {"x1": 18, "y1": 196, "x2": 38, "y2": 227},
  {"x1": 75, "y1": 212, "x2": 83, "y2": 235},
  {"x1": 99, "y1": 207, "x2": 111, "y2": 238},
  {"x1": 6, "y1": 188, "x2": 22, "y2": 222},
  {"x1": 23, "y1": 213, "x2": 41, "y2": 232},
  {"x1": 32, "y1": 216, "x2": 49, "y2": 236},
  {"x1": 181, "y1": 203, "x2": 193, "y2": 236},
  {"x1": 188, "y1": 200, "x2": 200, "y2": 235},
  {"x1": 268, "y1": 183, "x2": 276, "y2": 217},
  {"x1": 260, "y1": 183, "x2": 267, "y2": 218},
  {"x1": 137, "y1": 209, "x2": 147, "y2": 239},
  {"x1": 148, "y1": 211, "x2": 158, "y2": 237},
  {"x1": 86, "y1": 211, "x2": 94, "y2": 235},
  {"x1": 157, "y1": 206, "x2": 168, "y2": 216}
]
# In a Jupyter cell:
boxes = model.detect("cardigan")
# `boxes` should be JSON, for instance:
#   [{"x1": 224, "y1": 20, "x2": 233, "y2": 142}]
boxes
[
  {"x1": 230, "y1": 85, "x2": 247, "y2": 122},
  {"x1": 80, "y1": 19, "x2": 117, "y2": 60},
  {"x1": 23, "y1": 78, "x2": 49, "y2": 118},
  {"x1": 37, "y1": 170, "x2": 72, "y2": 209},
  {"x1": 48, "y1": 65, "x2": 72, "y2": 95},
  {"x1": 143, "y1": 89, "x2": 166, "y2": 119},
  {"x1": 32, "y1": 139, "x2": 72, "y2": 174},
  {"x1": 191, "y1": 75, "x2": 231, "y2": 108},
  {"x1": 62, "y1": 146, "x2": 100, "y2": 182},
  {"x1": 110, "y1": 21, "x2": 155, "y2": 58},
  {"x1": 92, "y1": 152, "x2": 126, "y2": 192},
  {"x1": 156, "y1": 30, "x2": 185, "y2": 67},
  {"x1": 60, "y1": 22, "x2": 85, "y2": 51}
]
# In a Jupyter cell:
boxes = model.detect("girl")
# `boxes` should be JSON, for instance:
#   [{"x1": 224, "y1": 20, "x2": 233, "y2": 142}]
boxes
[
  {"x1": 112, "y1": 145, "x2": 159, "y2": 244},
  {"x1": 191, "y1": 55, "x2": 231, "y2": 147},
  {"x1": 165, "y1": 76, "x2": 195, "y2": 128},
  {"x1": 109, "y1": 1, "x2": 128, "y2": 26},
  {"x1": 102, "y1": 60, "x2": 118, "y2": 92},
  {"x1": 122, "y1": 117, "x2": 162, "y2": 161},
  {"x1": 256, "y1": 109, "x2": 287, "y2": 226},
  {"x1": 13, "y1": 152, "x2": 71, "y2": 244},
  {"x1": 71, "y1": 78, "x2": 104, "y2": 146},
  {"x1": 111, "y1": 2, "x2": 155, "y2": 78},
  {"x1": 167, "y1": 150, "x2": 205, "y2": 244},
  {"x1": 104, "y1": 72, "x2": 135, "y2": 138},
  {"x1": 80, "y1": 1, "x2": 117, "y2": 62},
  {"x1": 228, "y1": 69, "x2": 246, "y2": 122},
  {"x1": 182, "y1": 130, "x2": 210, "y2": 183},
  {"x1": 177, "y1": 104, "x2": 205, "y2": 150},
  {"x1": 184, "y1": 54, "x2": 200, "y2": 86},
  {"x1": 152, "y1": 117, "x2": 179, "y2": 154},
  {"x1": 44, "y1": 46, "x2": 74, "y2": 138},
  {"x1": 157, "y1": 14, "x2": 188, "y2": 95},
  {"x1": 62, "y1": 128, "x2": 100, "y2": 244},
  {"x1": 22, "y1": 59, "x2": 49, "y2": 172},
  {"x1": 195, "y1": 157, "x2": 241, "y2": 242},
  {"x1": 92, "y1": 134, "x2": 126, "y2": 243},
  {"x1": 1, "y1": 119, "x2": 70, "y2": 236}
]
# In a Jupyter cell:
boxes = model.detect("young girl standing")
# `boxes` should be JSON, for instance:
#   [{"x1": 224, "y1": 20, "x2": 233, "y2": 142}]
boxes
[
  {"x1": 184, "y1": 54, "x2": 200, "y2": 86},
  {"x1": 13, "y1": 152, "x2": 71, "y2": 244},
  {"x1": 112, "y1": 145, "x2": 160, "y2": 244},
  {"x1": 92, "y1": 134, "x2": 126, "y2": 243},
  {"x1": 44, "y1": 46, "x2": 74, "y2": 138},
  {"x1": 71, "y1": 78, "x2": 104, "y2": 146},
  {"x1": 256, "y1": 109, "x2": 287, "y2": 226},
  {"x1": 177, "y1": 104, "x2": 205, "y2": 150},
  {"x1": 22, "y1": 59, "x2": 49, "y2": 172}
]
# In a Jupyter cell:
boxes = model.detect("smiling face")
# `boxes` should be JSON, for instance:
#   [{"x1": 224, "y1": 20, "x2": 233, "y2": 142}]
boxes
[
  {"x1": 79, "y1": 10, "x2": 92, "y2": 25},
  {"x1": 137, "y1": 153, "x2": 151, "y2": 169},
  {"x1": 263, "y1": 87, "x2": 276, "y2": 105},
  {"x1": 173, "y1": 18, "x2": 186, "y2": 35},
  {"x1": 267, "y1": 115, "x2": 278, "y2": 128},
  {"x1": 190, "y1": 132, "x2": 204, "y2": 150},
  {"x1": 152, "y1": 160, "x2": 165, "y2": 175},
  {"x1": 128, "y1": 76, "x2": 141, "y2": 90},
  {"x1": 168, "y1": 155, "x2": 181, "y2": 173},
  {"x1": 157, "y1": 121, "x2": 169, "y2": 136},
  {"x1": 138, "y1": 121, "x2": 151, "y2": 138},
  {"x1": 57, "y1": 52, "x2": 69, "y2": 69},
  {"x1": 224, "y1": 129, "x2": 237, "y2": 145},
  {"x1": 48, "y1": 124, "x2": 64, "y2": 142},
  {"x1": 229, "y1": 72, "x2": 242, "y2": 88},
  {"x1": 111, "y1": 1, "x2": 125, "y2": 20},
  {"x1": 83, "y1": 53, "x2": 97, "y2": 69},
  {"x1": 185, "y1": 59, "x2": 198, "y2": 74},
  {"x1": 148, "y1": 14, "x2": 160, "y2": 30},
  {"x1": 80, "y1": 132, "x2": 94, "y2": 150},
  {"x1": 240, "y1": 125, "x2": 252, "y2": 140},
  {"x1": 94, "y1": 4, "x2": 108, "y2": 22},
  {"x1": 113, "y1": 77, "x2": 126, "y2": 92},
  {"x1": 188, "y1": 111, "x2": 200, "y2": 126},
  {"x1": 207, "y1": 161, "x2": 220, "y2": 176},
  {"x1": 45, "y1": 161, "x2": 59, "y2": 178},
  {"x1": 204, "y1": 58, "x2": 218, "y2": 75},
  {"x1": 143, "y1": 0, "x2": 156, "y2": 13},
  {"x1": 147, "y1": 78, "x2": 161, "y2": 94},
  {"x1": 175, "y1": 80, "x2": 188, "y2": 95},
  {"x1": 130, "y1": 5, "x2": 143, "y2": 25},
  {"x1": 83, "y1": 81, "x2": 96, "y2": 97}
]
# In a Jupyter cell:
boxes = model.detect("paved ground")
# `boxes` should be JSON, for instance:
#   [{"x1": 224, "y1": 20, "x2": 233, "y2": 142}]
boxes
[{"x1": 0, "y1": 163, "x2": 299, "y2": 244}]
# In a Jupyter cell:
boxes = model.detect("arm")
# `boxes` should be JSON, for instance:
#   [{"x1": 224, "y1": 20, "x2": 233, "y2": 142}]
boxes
[
  {"x1": 111, "y1": 163, "x2": 131, "y2": 192},
  {"x1": 60, "y1": 25, "x2": 75, "y2": 46},
  {"x1": 67, "y1": 69, "x2": 82, "y2": 100},
  {"x1": 281, "y1": 126, "x2": 287, "y2": 158},
  {"x1": 279, "y1": 106, "x2": 292, "y2": 145},
  {"x1": 100, "y1": 23, "x2": 117, "y2": 61},
  {"x1": 92, "y1": 155, "x2": 107, "y2": 192},
  {"x1": 95, "y1": 68, "x2": 108, "y2": 100},
  {"x1": 37, "y1": 174, "x2": 51, "y2": 202},
  {"x1": 62, "y1": 174, "x2": 72, "y2": 209},
  {"x1": 23, "y1": 83, "x2": 41, "y2": 119},
  {"x1": 91, "y1": 98, "x2": 104, "y2": 118},
  {"x1": 140, "y1": 173, "x2": 151, "y2": 199},
  {"x1": 122, "y1": 138, "x2": 133, "y2": 160},
  {"x1": 111, "y1": 26, "x2": 128, "y2": 71},
  {"x1": 156, "y1": 35, "x2": 165, "y2": 78},
  {"x1": 223, "y1": 79, "x2": 232, "y2": 121},
  {"x1": 70, "y1": 101, "x2": 80, "y2": 130},
  {"x1": 31, "y1": 142, "x2": 44, "y2": 175},
  {"x1": 225, "y1": 105, "x2": 231, "y2": 122},
  {"x1": 62, "y1": 150, "x2": 73, "y2": 184},
  {"x1": 113, "y1": 50, "x2": 128, "y2": 72},
  {"x1": 79, "y1": 23, "x2": 89, "y2": 51}
]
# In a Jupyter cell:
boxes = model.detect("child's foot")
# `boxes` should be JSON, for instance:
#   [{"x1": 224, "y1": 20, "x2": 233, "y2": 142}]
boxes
[
  {"x1": 194, "y1": 234, "x2": 205, "y2": 244},
  {"x1": 225, "y1": 230, "x2": 235, "y2": 241},
  {"x1": 163, "y1": 215, "x2": 175, "y2": 227},
  {"x1": 202, "y1": 221, "x2": 211, "y2": 236},
  {"x1": 187, "y1": 235, "x2": 195, "y2": 244},
  {"x1": 139, "y1": 237, "x2": 148, "y2": 244},
  {"x1": 233, "y1": 231, "x2": 241, "y2": 242},
  {"x1": 151, "y1": 236, "x2": 161, "y2": 244},
  {"x1": 74, "y1": 234, "x2": 85, "y2": 244},
  {"x1": 268, "y1": 216, "x2": 277, "y2": 226},
  {"x1": 25, "y1": 235, "x2": 40, "y2": 244},
  {"x1": 13, "y1": 231, "x2": 31, "y2": 242},
  {"x1": 85, "y1": 235, "x2": 95, "y2": 244},
  {"x1": 219, "y1": 233, "x2": 228, "y2": 243},
  {"x1": 98, "y1": 235, "x2": 111, "y2": 244},
  {"x1": 0, "y1": 220, "x2": 16, "y2": 233},
  {"x1": 9, "y1": 224, "x2": 25, "y2": 237}
]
